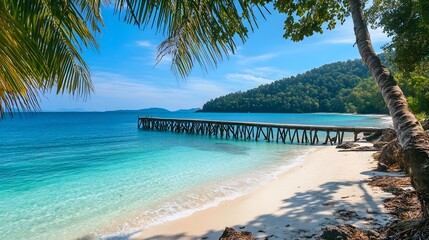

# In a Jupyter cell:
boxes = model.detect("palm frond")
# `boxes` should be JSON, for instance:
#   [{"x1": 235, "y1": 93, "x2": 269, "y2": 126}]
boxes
[
  {"x1": 0, "y1": 0, "x2": 104, "y2": 117},
  {"x1": 0, "y1": 4, "x2": 46, "y2": 117},
  {"x1": 114, "y1": 0, "x2": 267, "y2": 78}
]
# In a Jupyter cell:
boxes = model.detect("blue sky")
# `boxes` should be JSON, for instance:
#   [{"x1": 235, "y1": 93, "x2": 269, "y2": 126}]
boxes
[{"x1": 41, "y1": 6, "x2": 390, "y2": 112}]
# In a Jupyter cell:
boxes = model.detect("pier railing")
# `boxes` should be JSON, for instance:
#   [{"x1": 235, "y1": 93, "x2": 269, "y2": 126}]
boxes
[{"x1": 138, "y1": 117, "x2": 385, "y2": 145}]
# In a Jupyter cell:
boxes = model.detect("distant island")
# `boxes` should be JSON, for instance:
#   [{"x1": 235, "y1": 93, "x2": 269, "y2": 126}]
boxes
[
  {"x1": 107, "y1": 107, "x2": 201, "y2": 113},
  {"x1": 53, "y1": 108, "x2": 87, "y2": 112},
  {"x1": 201, "y1": 56, "x2": 389, "y2": 114}
]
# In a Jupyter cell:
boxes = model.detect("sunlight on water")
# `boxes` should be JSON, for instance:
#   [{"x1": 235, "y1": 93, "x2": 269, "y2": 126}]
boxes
[{"x1": 0, "y1": 112, "x2": 390, "y2": 240}]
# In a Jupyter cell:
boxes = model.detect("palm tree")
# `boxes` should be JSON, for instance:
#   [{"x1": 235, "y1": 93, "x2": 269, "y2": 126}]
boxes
[
  {"x1": 1, "y1": 0, "x2": 259, "y2": 117},
  {"x1": 0, "y1": 0, "x2": 102, "y2": 117},
  {"x1": 350, "y1": 0, "x2": 429, "y2": 216},
  {"x1": 118, "y1": 0, "x2": 429, "y2": 229},
  {"x1": 2, "y1": 0, "x2": 428, "y2": 232},
  {"x1": 113, "y1": 0, "x2": 263, "y2": 77}
]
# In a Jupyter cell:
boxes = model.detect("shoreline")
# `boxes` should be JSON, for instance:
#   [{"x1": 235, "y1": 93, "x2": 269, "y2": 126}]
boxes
[
  {"x1": 128, "y1": 142, "x2": 394, "y2": 239},
  {"x1": 99, "y1": 146, "x2": 317, "y2": 239}
]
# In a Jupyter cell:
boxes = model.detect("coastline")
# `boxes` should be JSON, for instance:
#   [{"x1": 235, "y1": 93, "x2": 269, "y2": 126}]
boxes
[
  {"x1": 129, "y1": 142, "x2": 394, "y2": 239},
  {"x1": 0, "y1": 113, "x2": 394, "y2": 240}
]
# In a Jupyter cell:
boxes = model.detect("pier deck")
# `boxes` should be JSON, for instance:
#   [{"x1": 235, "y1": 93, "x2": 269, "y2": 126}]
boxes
[{"x1": 138, "y1": 117, "x2": 385, "y2": 145}]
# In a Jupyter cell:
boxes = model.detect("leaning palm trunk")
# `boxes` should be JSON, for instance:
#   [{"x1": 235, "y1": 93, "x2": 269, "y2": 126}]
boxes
[{"x1": 350, "y1": 0, "x2": 429, "y2": 218}]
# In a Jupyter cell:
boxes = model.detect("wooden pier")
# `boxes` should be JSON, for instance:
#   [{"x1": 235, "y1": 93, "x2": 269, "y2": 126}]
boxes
[{"x1": 138, "y1": 117, "x2": 385, "y2": 145}]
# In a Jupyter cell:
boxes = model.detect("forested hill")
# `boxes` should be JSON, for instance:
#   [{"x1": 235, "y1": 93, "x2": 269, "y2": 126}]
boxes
[{"x1": 202, "y1": 57, "x2": 388, "y2": 114}]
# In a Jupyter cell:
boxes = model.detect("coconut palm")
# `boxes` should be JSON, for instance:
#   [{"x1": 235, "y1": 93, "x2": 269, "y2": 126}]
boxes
[
  {"x1": 349, "y1": 1, "x2": 429, "y2": 234},
  {"x1": 0, "y1": 0, "x2": 103, "y2": 117},
  {"x1": 1, "y1": 0, "x2": 260, "y2": 116},
  {"x1": 2, "y1": 0, "x2": 428, "y2": 235},
  {"x1": 118, "y1": 0, "x2": 429, "y2": 233},
  {"x1": 113, "y1": 0, "x2": 263, "y2": 77}
]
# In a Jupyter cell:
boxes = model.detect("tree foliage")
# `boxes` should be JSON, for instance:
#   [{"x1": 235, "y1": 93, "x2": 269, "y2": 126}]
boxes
[
  {"x1": 2, "y1": 0, "x2": 428, "y2": 118},
  {"x1": 1, "y1": 0, "x2": 266, "y2": 117},
  {"x1": 3, "y1": 0, "x2": 429, "y2": 228},
  {"x1": 251, "y1": 0, "x2": 349, "y2": 41},
  {"x1": 398, "y1": 67, "x2": 429, "y2": 114},
  {"x1": 0, "y1": 0, "x2": 103, "y2": 117},
  {"x1": 4, "y1": 0, "x2": 427, "y2": 118},
  {"x1": 345, "y1": 77, "x2": 386, "y2": 114},
  {"x1": 202, "y1": 57, "x2": 388, "y2": 114},
  {"x1": 367, "y1": 0, "x2": 429, "y2": 72},
  {"x1": 113, "y1": 0, "x2": 265, "y2": 77}
]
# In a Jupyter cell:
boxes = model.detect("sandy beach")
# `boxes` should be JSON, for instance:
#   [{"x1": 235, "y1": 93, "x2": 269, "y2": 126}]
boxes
[{"x1": 129, "y1": 142, "x2": 397, "y2": 240}]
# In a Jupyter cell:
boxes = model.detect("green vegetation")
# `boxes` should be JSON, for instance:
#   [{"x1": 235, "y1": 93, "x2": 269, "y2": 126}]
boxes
[
  {"x1": 1, "y1": 0, "x2": 101, "y2": 117},
  {"x1": 398, "y1": 67, "x2": 429, "y2": 115},
  {"x1": 345, "y1": 77, "x2": 386, "y2": 114},
  {"x1": 367, "y1": 0, "x2": 429, "y2": 72},
  {"x1": 202, "y1": 58, "x2": 388, "y2": 114},
  {"x1": 1, "y1": 0, "x2": 260, "y2": 117},
  {"x1": 2, "y1": 1, "x2": 426, "y2": 118},
  {"x1": 2, "y1": 0, "x2": 429, "y2": 233}
]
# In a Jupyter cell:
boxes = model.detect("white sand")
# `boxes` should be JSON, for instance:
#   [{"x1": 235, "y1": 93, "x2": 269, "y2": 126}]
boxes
[{"x1": 130, "y1": 142, "x2": 395, "y2": 240}]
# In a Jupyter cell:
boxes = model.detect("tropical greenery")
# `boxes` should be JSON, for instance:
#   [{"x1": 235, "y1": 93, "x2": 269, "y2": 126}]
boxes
[
  {"x1": 3, "y1": 1, "x2": 426, "y2": 116},
  {"x1": 1, "y1": 0, "x2": 265, "y2": 117},
  {"x1": 2, "y1": 0, "x2": 429, "y2": 232},
  {"x1": 345, "y1": 77, "x2": 387, "y2": 114},
  {"x1": 120, "y1": 0, "x2": 429, "y2": 229},
  {"x1": 0, "y1": 0, "x2": 102, "y2": 117},
  {"x1": 202, "y1": 57, "x2": 388, "y2": 114},
  {"x1": 348, "y1": 0, "x2": 429, "y2": 230},
  {"x1": 367, "y1": 0, "x2": 429, "y2": 72},
  {"x1": 113, "y1": 0, "x2": 263, "y2": 78},
  {"x1": 398, "y1": 67, "x2": 429, "y2": 115}
]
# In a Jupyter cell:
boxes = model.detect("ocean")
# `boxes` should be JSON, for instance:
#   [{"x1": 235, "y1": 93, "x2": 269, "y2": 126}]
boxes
[{"x1": 0, "y1": 112, "x2": 390, "y2": 240}]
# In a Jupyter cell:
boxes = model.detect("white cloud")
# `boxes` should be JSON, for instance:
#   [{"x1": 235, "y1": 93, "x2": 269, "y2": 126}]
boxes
[
  {"x1": 136, "y1": 40, "x2": 153, "y2": 47},
  {"x1": 236, "y1": 53, "x2": 278, "y2": 65},
  {"x1": 133, "y1": 40, "x2": 173, "y2": 68},
  {"x1": 74, "y1": 71, "x2": 230, "y2": 110},
  {"x1": 243, "y1": 67, "x2": 290, "y2": 79},
  {"x1": 41, "y1": 71, "x2": 228, "y2": 111},
  {"x1": 224, "y1": 67, "x2": 288, "y2": 88},
  {"x1": 154, "y1": 53, "x2": 173, "y2": 67},
  {"x1": 322, "y1": 18, "x2": 390, "y2": 45},
  {"x1": 368, "y1": 27, "x2": 391, "y2": 43},
  {"x1": 225, "y1": 73, "x2": 273, "y2": 85}
]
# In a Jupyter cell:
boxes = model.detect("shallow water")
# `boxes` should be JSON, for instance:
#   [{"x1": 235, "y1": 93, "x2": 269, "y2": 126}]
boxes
[{"x1": 0, "y1": 112, "x2": 390, "y2": 240}]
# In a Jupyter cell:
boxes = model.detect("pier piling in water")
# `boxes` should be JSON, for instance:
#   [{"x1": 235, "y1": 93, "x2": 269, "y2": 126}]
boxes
[{"x1": 138, "y1": 117, "x2": 384, "y2": 145}]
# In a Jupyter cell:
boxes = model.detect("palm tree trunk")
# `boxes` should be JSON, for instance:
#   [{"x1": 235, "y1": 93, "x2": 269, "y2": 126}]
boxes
[{"x1": 350, "y1": 0, "x2": 429, "y2": 217}]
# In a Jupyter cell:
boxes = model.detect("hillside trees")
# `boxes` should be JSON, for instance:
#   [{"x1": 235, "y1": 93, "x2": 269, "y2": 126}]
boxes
[
  {"x1": 345, "y1": 77, "x2": 386, "y2": 114},
  {"x1": 128, "y1": 0, "x2": 429, "y2": 230},
  {"x1": 116, "y1": 0, "x2": 429, "y2": 229},
  {"x1": 202, "y1": 58, "x2": 387, "y2": 114},
  {"x1": 252, "y1": 0, "x2": 429, "y2": 227},
  {"x1": 398, "y1": 68, "x2": 429, "y2": 116},
  {"x1": 2, "y1": 0, "x2": 429, "y2": 234}
]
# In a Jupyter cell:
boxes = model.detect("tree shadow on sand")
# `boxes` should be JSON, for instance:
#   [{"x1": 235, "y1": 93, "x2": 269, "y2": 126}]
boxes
[{"x1": 110, "y1": 178, "x2": 393, "y2": 240}]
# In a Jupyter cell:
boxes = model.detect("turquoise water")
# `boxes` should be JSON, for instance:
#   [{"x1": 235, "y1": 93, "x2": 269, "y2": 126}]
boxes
[{"x1": 0, "y1": 112, "x2": 390, "y2": 240}]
